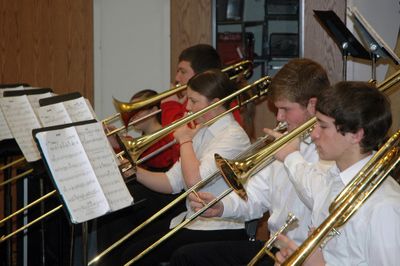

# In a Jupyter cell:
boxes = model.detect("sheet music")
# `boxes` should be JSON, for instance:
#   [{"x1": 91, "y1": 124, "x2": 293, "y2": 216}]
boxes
[
  {"x1": 27, "y1": 92, "x2": 54, "y2": 118},
  {"x1": 36, "y1": 127, "x2": 110, "y2": 223},
  {"x1": 63, "y1": 97, "x2": 96, "y2": 122},
  {"x1": 85, "y1": 98, "x2": 98, "y2": 120},
  {"x1": 75, "y1": 122, "x2": 133, "y2": 211},
  {"x1": 0, "y1": 96, "x2": 41, "y2": 162},
  {"x1": 38, "y1": 103, "x2": 73, "y2": 127},
  {"x1": 0, "y1": 107, "x2": 13, "y2": 140}
]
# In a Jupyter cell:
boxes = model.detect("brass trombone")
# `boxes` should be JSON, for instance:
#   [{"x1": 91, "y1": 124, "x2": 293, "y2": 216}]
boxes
[
  {"x1": 88, "y1": 75, "x2": 272, "y2": 265},
  {"x1": 1, "y1": 75, "x2": 267, "y2": 246},
  {"x1": 0, "y1": 157, "x2": 26, "y2": 171},
  {"x1": 248, "y1": 213, "x2": 298, "y2": 266},
  {"x1": 0, "y1": 60, "x2": 252, "y2": 174},
  {"x1": 216, "y1": 117, "x2": 316, "y2": 200},
  {"x1": 113, "y1": 60, "x2": 253, "y2": 114},
  {"x1": 281, "y1": 129, "x2": 400, "y2": 266},
  {"x1": 121, "y1": 117, "x2": 313, "y2": 265},
  {"x1": 246, "y1": 75, "x2": 400, "y2": 265}
]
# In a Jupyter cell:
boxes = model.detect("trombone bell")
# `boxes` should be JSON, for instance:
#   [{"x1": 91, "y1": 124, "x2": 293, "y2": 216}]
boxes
[{"x1": 215, "y1": 154, "x2": 248, "y2": 200}]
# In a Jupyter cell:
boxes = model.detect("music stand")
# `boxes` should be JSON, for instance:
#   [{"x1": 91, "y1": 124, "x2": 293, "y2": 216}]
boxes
[
  {"x1": 348, "y1": 7, "x2": 400, "y2": 81},
  {"x1": 314, "y1": 10, "x2": 370, "y2": 80}
]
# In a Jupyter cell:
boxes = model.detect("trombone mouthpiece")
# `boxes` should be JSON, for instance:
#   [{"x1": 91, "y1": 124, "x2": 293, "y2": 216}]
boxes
[{"x1": 275, "y1": 121, "x2": 288, "y2": 132}]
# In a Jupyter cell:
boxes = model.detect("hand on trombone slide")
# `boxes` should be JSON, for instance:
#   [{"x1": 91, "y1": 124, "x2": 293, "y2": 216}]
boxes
[
  {"x1": 173, "y1": 119, "x2": 202, "y2": 144},
  {"x1": 263, "y1": 127, "x2": 300, "y2": 162},
  {"x1": 188, "y1": 191, "x2": 224, "y2": 217},
  {"x1": 274, "y1": 234, "x2": 325, "y2": 266}
]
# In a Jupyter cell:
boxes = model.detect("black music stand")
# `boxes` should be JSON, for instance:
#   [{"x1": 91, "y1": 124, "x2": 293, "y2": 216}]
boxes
[
  {"x1": 314, "y1": 10, "x2": 370, "y2": 80},
  {"x1": 349, "y1": 7, "x2": 400, "y2": 81}
]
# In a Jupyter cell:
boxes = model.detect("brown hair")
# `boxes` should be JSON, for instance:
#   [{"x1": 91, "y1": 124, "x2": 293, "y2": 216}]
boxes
[
  {"x1": 130, "y1": 89, "x2": 161, "y2": 123},
  {"x1": 269, "y1": 58, "x2": 330, "y2": 107},
  {"x1": 187, "y1": 69, "x2": 234, "y2": 109},
  {"x1": 179, "y1": 44, "x2": 222, "y2": 74}
]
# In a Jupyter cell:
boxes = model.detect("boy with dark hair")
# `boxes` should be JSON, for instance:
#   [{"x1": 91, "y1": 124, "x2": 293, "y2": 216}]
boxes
[{"x1": 274, "y1": 81, "x2": 400, "y2": 265}]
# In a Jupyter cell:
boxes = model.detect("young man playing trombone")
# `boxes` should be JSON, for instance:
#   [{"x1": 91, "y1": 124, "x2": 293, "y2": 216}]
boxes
[
  {"x1": 273, "y1": 81, "x2": 400, "y2": 265},
  {"x1": 170, "y1": 58, "x2": 331, "y2": 265}
]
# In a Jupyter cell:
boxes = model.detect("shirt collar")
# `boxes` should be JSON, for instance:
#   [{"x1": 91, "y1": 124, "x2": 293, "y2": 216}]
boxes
[
  {"x1": 336, "y1": 153, "x2": 375, "y2": 186},
  {"x1": 207, "y1": 113, "x2": 235, "y2": 137}
]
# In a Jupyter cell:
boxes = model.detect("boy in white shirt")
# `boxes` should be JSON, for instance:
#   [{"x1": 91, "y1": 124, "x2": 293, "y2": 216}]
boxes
[{"x1": 272, "y1": 81, "x2": 400, "y2": 266}]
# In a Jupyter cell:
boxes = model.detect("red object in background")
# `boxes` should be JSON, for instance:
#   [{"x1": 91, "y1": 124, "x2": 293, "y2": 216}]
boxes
[{"x1": 217, "y1": 32, "x2": 255, "y2": 66}]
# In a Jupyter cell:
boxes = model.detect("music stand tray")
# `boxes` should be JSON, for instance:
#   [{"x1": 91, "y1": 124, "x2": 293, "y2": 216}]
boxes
[
  {"x1": 314, "y1": 9, "x2": 371, "y2": 80},
  {"x1": 349, "y1": 7, "x2": 400, "y2": 65},
  {"x1": 314, "y1": 10, "x2": 370, "y2": 60}
]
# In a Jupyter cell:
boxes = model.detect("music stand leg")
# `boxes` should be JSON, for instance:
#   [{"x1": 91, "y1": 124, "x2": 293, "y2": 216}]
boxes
[
  {"x1": 371, "y1": 53, "x2": 377, "y2": 81},
  {"x1": 82, "y1": 222, "x2": 88, "y2": 266}
]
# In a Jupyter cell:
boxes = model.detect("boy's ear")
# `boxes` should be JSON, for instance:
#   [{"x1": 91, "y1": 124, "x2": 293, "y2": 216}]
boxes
[
  {"x1": 352, "y1": 128, "x2": 365, "y2": 144},
  {"x1": 307, "y1": 97, "x2": 317, "y2": 114}
]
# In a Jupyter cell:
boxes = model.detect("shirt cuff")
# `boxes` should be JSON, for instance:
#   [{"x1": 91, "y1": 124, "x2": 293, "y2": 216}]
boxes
[
  {"x1": 284, "y1": 151, "x2": 307, "y2": 174},
  {"x1": 221, "y1": 193, "x2": 235, "y2": 218}
]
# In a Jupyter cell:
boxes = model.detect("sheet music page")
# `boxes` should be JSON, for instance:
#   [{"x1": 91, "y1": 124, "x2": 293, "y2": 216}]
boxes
[
  {"x1": 75, "y1": 122, "x2": 133, "y2": 211},
  {"x1": 0, "y1": 96, "x2": 41, "y2": 162},
  {"x1": 27, "y1": 92, "x2": 54, "y2": 118},
  {"x1": 85, "y1": 98, "x2": 98, "y2": 120},
  {"x1": 36, "y1": 127, "x2": 110, "y2": 223},
  {"x1": 0, "y1": 107, "x2": 13, "y2": 140},
  {"x1": 63, "y1": 97, "x2": 96, "y2": 122},
  {"x1": 38, "y1": 103, "x2": 73, "y2": 127}
]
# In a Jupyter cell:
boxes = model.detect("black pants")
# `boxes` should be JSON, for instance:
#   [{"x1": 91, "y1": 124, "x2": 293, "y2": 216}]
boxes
[
  {"x1": 96, "y1": 181, "x2": 185, "y2": 264},
  {"x1": 170, "y1": 240, "x2": 275, "y2": 266},
  {"x1": 120, "y1": 228, "x2": 248, "y2": 265}
]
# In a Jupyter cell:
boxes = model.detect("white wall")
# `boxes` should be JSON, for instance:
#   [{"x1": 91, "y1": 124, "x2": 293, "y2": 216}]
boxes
[
  {"x1": 346, "y1": 0, "x2": 400, "y2": 82},
  {"x1": 94, "y1": 0, "x2": 170, "y2": 120}
]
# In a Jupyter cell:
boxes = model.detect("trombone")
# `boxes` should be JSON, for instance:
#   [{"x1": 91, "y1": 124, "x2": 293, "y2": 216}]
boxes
[
  {"x1": 0, "y1": 60, "x2": 252, "y2": 173},
  {"x1": 248, "y1": 213, "x2": 298, "y2": 266},
  {"x1": 1, "y1": 75, "x2": 267, "y2": 245},
  {"x1": 113, "y1": 60, "x2": 253, "y2": 114},
  {"x1": 0, "y1": 111, "x2": 168, "y2": 241},
  {"x1": 245, "y1": 74, "x2": 400, "y2": 265},
  {"x1": 281, "y1": 129, "x2": 400, "y2": 266},
  {"x1": 88, "y1": 75, "x2": 272, "y2": 265},
  {"x1": 120, "y1": 119, "x2": 314, "y2": 265}
]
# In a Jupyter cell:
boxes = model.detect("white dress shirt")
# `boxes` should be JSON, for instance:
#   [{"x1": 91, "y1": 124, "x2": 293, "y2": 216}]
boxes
[
  {"x1": 166, "y1": 113, "x2": 251, "y2": 230},
  {"x1": 285, "y1": 152, "x2": 400, "y2": 266},
  {"x1": 221, "y1": 140, "x2": 322, "y2": 245}
]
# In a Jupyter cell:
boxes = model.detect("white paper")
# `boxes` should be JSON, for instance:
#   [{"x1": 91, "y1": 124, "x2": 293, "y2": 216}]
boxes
[
  {"x1": 0, "y1": 96, "x2": 41, "y2": 162},
  {"x1": 38, "y1": 103, "x2": 73, "y2": 127},
  {"x1": 63, "y1": 97, "x2": 96, "y2": 122},
  {"x1": 36, "y1": 127, "x2": 110, "y2": 223},
  {"x1": 75, "y1": 122, "x2": 133, "y2": 211},
  {"x1": 0, "y1": 107, "x2": 13, "y2": 140}
]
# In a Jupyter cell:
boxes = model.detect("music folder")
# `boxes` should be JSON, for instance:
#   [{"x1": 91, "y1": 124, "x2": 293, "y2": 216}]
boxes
[
  {"x1": 313, "y1": 10, "x2": 370, "y2": 60},
  {"x1": 33, "y1": 120, "x2": 134, "y2": 224}
]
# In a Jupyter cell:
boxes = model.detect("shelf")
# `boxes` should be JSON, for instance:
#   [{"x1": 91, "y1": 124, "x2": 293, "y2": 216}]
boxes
[{"x1": 215, "y1": 0, "x2": 301, "y2": 78}]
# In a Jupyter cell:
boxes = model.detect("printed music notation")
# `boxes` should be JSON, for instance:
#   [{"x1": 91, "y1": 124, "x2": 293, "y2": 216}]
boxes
[
  {"x1": 37, "y1": 126, "x2": 110, "y2": 223},
  {"x1": 0, "y1": 107, "x2": 13, "y2": 140},
  {"x1": 75, "y1": 122, "x2": 133, "y2": 211},
  {"x1": 0, "y1": 96, "x2": 42, "y2": 162},
  {"x1": 35, "y1": 122, "x2": 133, "y2": 223},
  {"x1": 38, "y1": 97, "x2": 96, "y2": 127}
]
